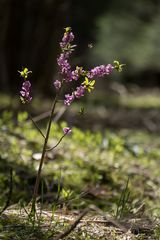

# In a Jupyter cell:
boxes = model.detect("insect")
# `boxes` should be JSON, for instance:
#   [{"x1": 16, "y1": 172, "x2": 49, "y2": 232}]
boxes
[{"x1": 88, "y1": 43, "x2": 93, "y2": 49}]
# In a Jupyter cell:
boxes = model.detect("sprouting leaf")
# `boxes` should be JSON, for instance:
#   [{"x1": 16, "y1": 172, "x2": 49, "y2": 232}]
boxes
[
  {"x1": 64, "y1": 27, "x2": 71, "y2": 32},
  {"x1": 82, "y1": 77, "x2": 95, "y2": 93},
  {"x1": 18, "y1": 67, "x2": 32, "y2": 79},
  {"x1": 89, "y1": 80, "x2": 95, "y2": 86},
  {"x1": 79, "y1": 107, "x2": 85, "y2": 115},
  {"x1": 114, "y1": 60, "x2": 125, "y2": 72}
]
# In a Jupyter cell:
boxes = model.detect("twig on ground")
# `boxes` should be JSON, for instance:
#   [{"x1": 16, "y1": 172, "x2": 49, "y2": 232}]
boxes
[
  {"x1": 89, "y1": 205, "x2": 128, "y2": 233},
  {"x1": 49, "y1": 205, "x2": 128, "y2": 240},
  {"x1": 49, "y1": 208, "x2": 90, "y2": 240}
]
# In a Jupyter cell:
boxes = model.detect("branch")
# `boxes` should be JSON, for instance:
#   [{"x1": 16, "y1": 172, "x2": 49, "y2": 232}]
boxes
[
  {"x1": 28, "y1": 106, "x2": 66, "y2": 123},
  {"x1": 50, "y1": 208, "x2": 90, "y2": 240},
  {"x1": 49, "y1": 205, "x2": 127, "y2": 240},
  {"x1": 29, "y1": 114, "x2": 46, "y2": 139},
  {"x1": 30, "y1": 111, "x2": 51, "y2": 123},
  {"x1": 89, "y1": 205, "x2": 127, "y2": 232},
  {"x1": 46, "y1": 133, "x2": 66, "y2": 151},
  {"x1": 31, "y1": 95, "x2": 58, "y2": 211}
]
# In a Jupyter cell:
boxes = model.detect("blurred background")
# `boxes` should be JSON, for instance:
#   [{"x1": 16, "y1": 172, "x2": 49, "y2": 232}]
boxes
[
  {"x1": 0, "y1": 0, "x2": 160, "y2": 130},
  {"x1": 1, "y1": 0, "x2": 160, "y2": 91}
]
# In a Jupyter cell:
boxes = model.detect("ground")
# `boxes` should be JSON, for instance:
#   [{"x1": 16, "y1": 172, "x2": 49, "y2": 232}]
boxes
[{"x1": 0, "y1": 89, "x2": 160, "y2": 239}]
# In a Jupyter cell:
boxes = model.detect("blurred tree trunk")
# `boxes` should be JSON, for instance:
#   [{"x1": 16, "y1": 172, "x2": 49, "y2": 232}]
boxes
[
  {"x1": 0, "y1": 0, "x2": 68, "y2": 94},
  {"x1": 0, "y1": 0, "x2": 10, "y2": 92}
]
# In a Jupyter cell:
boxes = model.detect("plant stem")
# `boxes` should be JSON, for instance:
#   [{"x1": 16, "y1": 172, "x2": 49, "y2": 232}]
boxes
[
  {"x1": 29, "y1": 114, "x2": 46, "y2": 139},
  {"x1": 46, "y1": 133, "x2": 66, "y2": 151},
  {"x1": 31, "y1": 95, "x2": 58, "y2": 207}
]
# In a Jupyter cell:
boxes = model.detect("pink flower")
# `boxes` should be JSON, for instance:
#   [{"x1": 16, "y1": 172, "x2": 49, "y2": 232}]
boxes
[
  {"x1": 74, "y1": 85, "x2": 85, "y2": 98},
  {"x1": 64, "y1": 94, "x2": 74, "y2": 106},
  {"x1": 54, "y1": 80, "x2": 61, "y2": 90},
  {"x1": 60, "y1": 31, "x2": 74, "y2": 49},
  {"x1": 63, "y1": 127, "x2": 72, "y2": 134},
  {"x1": 71, "y1": 70, "x2": 79, "y2": 81},
  {"x1": 87, "y1": 64, "x2": 114, "y2": 79},
  {"x1": 20, "y1": 80, "x2": 32, "y2": 103},
  {"x1": 57, "y1": 53, "x2": 71, "y2": 75}
]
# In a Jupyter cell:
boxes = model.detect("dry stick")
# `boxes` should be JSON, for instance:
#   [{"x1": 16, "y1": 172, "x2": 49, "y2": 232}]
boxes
[
  {"x1": 53, "y1": 106, "x2": 67, "y2": 122},
  {"x1": 31, "y1": 110, "x2": 51, "y2": 122},
  {"x1": 30, "y1": 105, "x2": 66, "y2": 123},
  {"x1": 89, "y1": 205, "x2": 128, "y2": 233},
  {"x1": 49, "y1": 205, "x2": 127, "y2": 240},
  {"x1": 31, "y1": 95, "x2": 58, "y2": 211},
  {"x1": 51, "y1": 208, "x2": 90, "y2": 240}
]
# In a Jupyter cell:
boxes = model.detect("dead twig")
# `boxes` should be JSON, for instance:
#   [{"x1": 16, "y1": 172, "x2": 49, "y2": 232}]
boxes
[
  {"x1": 49, "y1": 205, "x2": 128, "y2": 240},
  {"x1": 49, "y1": 208, "x2": 89, "y2": 240},
  {"x1": 89, "y1": 205, "x2": 127, "y2": 233},
  {"x1": 28, "y1": 106, "x2": 66, "y2": 123}
]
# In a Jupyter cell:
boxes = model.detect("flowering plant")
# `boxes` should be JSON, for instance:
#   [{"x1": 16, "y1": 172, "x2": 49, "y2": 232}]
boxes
[{"x1": 18, "y1": 27, "x2": 124, "y2": 212}]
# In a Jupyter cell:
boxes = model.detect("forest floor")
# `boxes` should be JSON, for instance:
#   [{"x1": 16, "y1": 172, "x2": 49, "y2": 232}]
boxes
[{"x1": 0, "y1": 89, "x2": 160, "y2": 239}]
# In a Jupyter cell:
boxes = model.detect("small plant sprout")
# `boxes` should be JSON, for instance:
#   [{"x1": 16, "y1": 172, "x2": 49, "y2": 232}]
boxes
[
  {"x1": 18, "y1": 67, "x2": 32, "y2": 79},
  {"x1": 82, "y1": 77, "x2": 95, "y2": 93},
  {"x1": 115, "y1": 177, "x2": 131, "y2": 219},
  {"x1": 113, "y1": 60, "x2": 125, "y2": 72},
  {"x1": 18, "y1": 27, "x2": 124, "y2": 213}
]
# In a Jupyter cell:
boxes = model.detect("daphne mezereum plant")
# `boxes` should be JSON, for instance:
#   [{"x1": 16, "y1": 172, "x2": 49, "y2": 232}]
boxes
[{"x1": 18, "y1": 27, "x2": 124, "y2": 211}]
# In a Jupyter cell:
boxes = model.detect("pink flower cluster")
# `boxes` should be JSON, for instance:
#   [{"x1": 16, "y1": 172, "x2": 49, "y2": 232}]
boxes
[
  {"x1": 53, "y1": 27, "x2": 116, "y2": 106},
  {"x1": 20, "y1": 80, "x2": 32, "y2": 103},
  {"x1": 54, "y1": 79, "x2": 61, "y2": 90},
  {"x1": 64, "y1": 94, "x2": 74, "y2": 106},
  {"x1": 60, "y1": 31, "x2": 74, "y2": 49},
  {"x1": 87, "y1": 64, "x2": 114, "y2": 79},
  {"x1": 64, "y1": 85, "x2": 85, "y2": 106},
  {"x1": 54, "y1": 28, "x2": 85, "y2": 91},
  {"x1": 56, "y1": 29, "x2": 86, "y2": 84},
  {"x1": 57, "y1": 53, "x2": 71, "y2": 76},
  {"x1": 74, "y1": 85, "x2": 85, "y2": 98}
]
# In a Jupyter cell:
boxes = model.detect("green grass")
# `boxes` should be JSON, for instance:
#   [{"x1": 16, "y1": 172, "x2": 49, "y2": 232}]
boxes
[
  {"x1": 0, "y1": 110, "x2": 160, "y2": 239},
  {"x1": 88, "y1": 90, "x2": 160, "y2": 109},
  {"x1": 1, "y1": 89, "x2": 160, "y2": 112}
]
